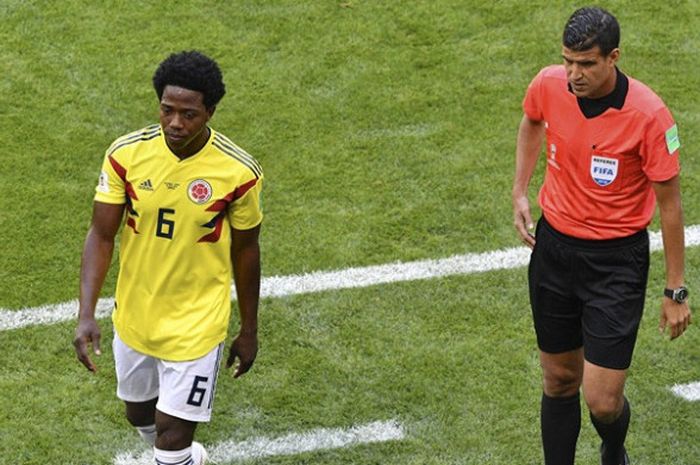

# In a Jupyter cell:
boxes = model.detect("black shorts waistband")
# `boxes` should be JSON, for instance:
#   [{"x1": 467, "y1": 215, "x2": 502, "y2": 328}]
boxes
[{"x1": 539, "y1": 215, "x2": 648, "y2": 250}]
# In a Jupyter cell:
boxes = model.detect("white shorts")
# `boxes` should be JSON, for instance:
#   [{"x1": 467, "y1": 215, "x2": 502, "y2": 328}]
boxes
[{"x1": 112, "y1": 330, "x2": 224, "y2": 423}]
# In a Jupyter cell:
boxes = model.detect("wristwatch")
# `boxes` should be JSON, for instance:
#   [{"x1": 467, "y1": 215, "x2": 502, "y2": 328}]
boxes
[{"x1": 664, "y1": 286, "x2": 689, "y2": 304}]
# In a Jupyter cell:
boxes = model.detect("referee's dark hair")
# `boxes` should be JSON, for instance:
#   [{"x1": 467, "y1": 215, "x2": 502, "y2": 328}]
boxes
[
  {"x1": 563, "y1": 7, "x2": 620, "y2": 56},
  {"x1": 153, "y1": 50, "x2": 226, "y2": 110}
]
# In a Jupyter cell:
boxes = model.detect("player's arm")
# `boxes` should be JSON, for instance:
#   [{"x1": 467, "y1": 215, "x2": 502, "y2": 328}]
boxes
[
  {"x1": 226, "y1": 224, "x2": 261, "y2": 378},
  {"x1": 73, "y1": 201, "x2": 124, "y2": 372},
  {"x1": 652, "y1": 175, "x2": 691, "y2": 339},
  {"x1": 512, "y1": 114, "x2": 545, "y2": 247}
]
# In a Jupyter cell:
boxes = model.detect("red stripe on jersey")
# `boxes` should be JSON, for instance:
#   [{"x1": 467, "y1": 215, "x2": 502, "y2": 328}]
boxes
[
  {"x1": 126, "y1": 217, "x2": 139, "y2": 234},
  {"x1": 198, "y1": 215, "x2": 224, "y2": 243},
  {"x1": 206, "y1": 191, "x2": 235, "y2": 213},
  {"x1": 108, "y1": 155, "x2": 139, "y2": 201},
  {"x1": 126, "y1": 184, "x2": 138, "y2": 201},
  {"x1": 198, "y1": 179, "x2": 258, "y2": 242},
  {"x1": 205, "y1": 179, "x2": 258, "y2": 213},
  {"x1": 108, "y1": 155, "x2": 127, "y2": 181},
  {"x1": 233, "y1": 178, "x2": 258, "y2": 200}
]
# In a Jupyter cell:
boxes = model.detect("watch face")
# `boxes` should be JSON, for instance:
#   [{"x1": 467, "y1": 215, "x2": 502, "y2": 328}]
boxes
[{"x1": 677, "y1": 288, "x2": 689, "y2": 302}]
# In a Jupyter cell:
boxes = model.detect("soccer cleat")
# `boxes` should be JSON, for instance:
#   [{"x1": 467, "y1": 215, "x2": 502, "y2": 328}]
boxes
[
  {"x1": 191, "y1": 441, "x2": 208, "y2": 465},
  {"x1": 600, "y1": 444, "x2": 630, "y2": 465}
]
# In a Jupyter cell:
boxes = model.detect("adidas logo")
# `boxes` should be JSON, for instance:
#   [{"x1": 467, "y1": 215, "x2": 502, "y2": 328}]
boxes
[{"x1": 138, "y1": 179, "x2": 154, "y2": 191}]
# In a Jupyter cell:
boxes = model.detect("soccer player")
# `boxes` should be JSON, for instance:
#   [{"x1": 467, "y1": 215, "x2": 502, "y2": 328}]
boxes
[
  {"x1": 512, "y1": 7, "x2": 690, "y2": 465},
  {"x1": 73, "y1": 51, "x2": 263, "y2": 465}
]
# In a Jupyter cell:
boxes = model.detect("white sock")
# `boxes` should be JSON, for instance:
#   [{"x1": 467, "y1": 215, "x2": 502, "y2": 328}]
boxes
[
  {"x1": 136, "y1": 424, "x2": 157, "y2": 446},
  {"x1": 153, "y1": 446, "x2": 192, "y2": 465},
  {"x1": 191, "y1": 441, "x2": 208, "y2": 465}
]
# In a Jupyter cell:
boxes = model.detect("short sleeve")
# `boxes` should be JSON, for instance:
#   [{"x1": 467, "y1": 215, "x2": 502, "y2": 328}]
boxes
[
  {"x1": 94, "y1": 152, "x2": 127, "y2": 204},
  {"x1": 228, "y1": 176, "x2": 263, "y2": 230},
  {"x1": 641, "y1": 107, "x2": 680, "y2": 182},
  {"x1": 523, "y1": 69, "x2": 545, "y2": 121}
]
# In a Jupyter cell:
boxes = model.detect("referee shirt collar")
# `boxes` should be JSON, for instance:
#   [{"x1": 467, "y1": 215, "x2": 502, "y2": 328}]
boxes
[{"x1": 569, "y1": 67, "x2": 629, "y2": 119}]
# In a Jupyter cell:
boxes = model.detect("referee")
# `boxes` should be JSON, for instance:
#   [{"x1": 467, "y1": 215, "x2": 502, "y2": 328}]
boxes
[{"x1": 512, "y1": 7, "x2": 691, "y2": 465}]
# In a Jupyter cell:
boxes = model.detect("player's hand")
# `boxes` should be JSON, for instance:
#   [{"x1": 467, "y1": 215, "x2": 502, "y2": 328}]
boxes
[
  {"x1": 659, "y1": 298, "x2": 691, "y2": 340},
  {"x1": 513, "y1": 194, "x2": 536, "y2": 248},
  {"x1": 227, "y1": 332, "x2": 258, "y2": 378},
  {"x1": 73, "y1": 317, "x2": 102, "y2": 372}
]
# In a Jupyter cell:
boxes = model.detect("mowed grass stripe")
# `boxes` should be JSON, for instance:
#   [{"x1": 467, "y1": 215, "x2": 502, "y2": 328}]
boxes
[
  {"x1": 113, "y1": 419, "x2": 405, "y2": 465},
  {"x1": 2, "y1": 225, "x2": 700, "y2": 332}
]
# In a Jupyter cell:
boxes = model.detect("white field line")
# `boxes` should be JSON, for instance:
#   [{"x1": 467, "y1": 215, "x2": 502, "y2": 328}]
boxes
[
  {"x1": 670, "y1": 381, "x2": 700, "y2": 401},
  {"x1": 3, "y1": 225, "x2": 700, "y2": 332},
  {"x1": 113, "y1": 419, "x2": 405, "y2": 465}
]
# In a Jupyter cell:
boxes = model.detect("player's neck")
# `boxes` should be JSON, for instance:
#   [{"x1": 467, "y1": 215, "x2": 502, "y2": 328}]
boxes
[{"x1": 171, "y1": 127, "x2": 210, "y2": 160}]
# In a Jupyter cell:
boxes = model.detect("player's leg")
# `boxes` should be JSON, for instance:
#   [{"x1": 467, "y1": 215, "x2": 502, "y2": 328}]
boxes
[
  {"x1": 152, "y1": 411, "x2": 208, "y2": 465},
  {"x1": 154, "y1": 410, "x2": 199, "y2": 457},
  {"x1": 153, "y1": 342, "x2": 224, "y2": 465},
  {"x1": 113, "y1": 330, "x2": 160, "y2": 446},
  {"x1": 125, "y1": 399, "x2": 158, "y2": 445}
]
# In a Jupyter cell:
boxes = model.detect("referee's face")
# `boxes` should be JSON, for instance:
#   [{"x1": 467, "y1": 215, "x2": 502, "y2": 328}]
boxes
[{"x1": 562, "y1": 45, "x2": 620, "y2": 99}]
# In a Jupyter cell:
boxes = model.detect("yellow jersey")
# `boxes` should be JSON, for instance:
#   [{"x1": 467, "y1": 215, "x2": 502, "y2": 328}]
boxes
[{"x1": 94, "y1": 124, "x2": 263, "y2": 361}]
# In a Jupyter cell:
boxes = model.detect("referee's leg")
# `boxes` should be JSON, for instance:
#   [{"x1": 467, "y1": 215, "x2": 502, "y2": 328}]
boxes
[
  {"x1": 540, "y1": 349, "x2": 584, "y2": 465},
  {"x1": 583, "y1": 362, "x2": 630, "y2": 465}
]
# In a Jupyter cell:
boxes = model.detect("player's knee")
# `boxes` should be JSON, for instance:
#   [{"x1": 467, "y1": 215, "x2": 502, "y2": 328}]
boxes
[
  {"x1": 155, "y1": 415, "x2": 197, "y2": 450},
  {"x1": 125, "y1": 409, "x2": 150, "y2": 427},
  {"x1": 124, "y1": 399, "x2": 157, "y2": 426}
]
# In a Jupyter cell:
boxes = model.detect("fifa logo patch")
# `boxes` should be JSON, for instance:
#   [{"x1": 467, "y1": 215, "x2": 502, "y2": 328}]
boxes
[
  {"x1": 590, "y1": 156, "x2": 618, "y2": 187},
  {"x1": 188, "y1": 179, "x2": 212, "y2": 204},
  {"x1": 97, "y1": 170, "x2": 110, "y2": 193},
  {"x1": 547, "y1": 143, "x2": 560, "y2": 170}
]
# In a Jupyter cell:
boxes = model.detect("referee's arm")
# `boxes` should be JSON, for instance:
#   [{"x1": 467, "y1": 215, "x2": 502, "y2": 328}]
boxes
[
  {"x1": 653, "y1": 176, "x2": 692, "y2": 339},
  {"x1": 513, "y1": 115, "x2": 545, "y2": 248}
]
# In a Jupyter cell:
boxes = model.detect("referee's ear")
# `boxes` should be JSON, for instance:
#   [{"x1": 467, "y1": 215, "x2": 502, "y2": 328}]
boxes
[{"x1": 607, "y1": 48, "x2": 620, "y2": 65}]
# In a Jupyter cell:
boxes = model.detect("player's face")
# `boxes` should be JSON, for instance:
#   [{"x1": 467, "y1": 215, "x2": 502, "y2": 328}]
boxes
[
  {"x1": 562, "y1": 45, "x2": 619, "y2": 99},
  {"x1": 159, "y1": 85, "x2": 213, "y2": 156}
]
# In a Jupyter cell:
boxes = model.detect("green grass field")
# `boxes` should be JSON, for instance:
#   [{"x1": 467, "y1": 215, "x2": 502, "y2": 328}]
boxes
[{"x1": 2, "y1": 1, "x2": 700, "y2": 464}]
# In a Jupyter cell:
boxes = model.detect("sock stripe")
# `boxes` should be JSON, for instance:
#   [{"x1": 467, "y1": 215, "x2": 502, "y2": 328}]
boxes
[{"x1": 154, "y1": 454, "x2": 194, "y2": 465}]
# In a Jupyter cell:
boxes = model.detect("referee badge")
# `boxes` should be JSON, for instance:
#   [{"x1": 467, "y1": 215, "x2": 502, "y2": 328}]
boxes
[
  {"x1": 590, "y1": 156, "x2": 618, "y2": 187},
  {"x1": 188, "y1": 179, "x2": 213, "y2": 204}
]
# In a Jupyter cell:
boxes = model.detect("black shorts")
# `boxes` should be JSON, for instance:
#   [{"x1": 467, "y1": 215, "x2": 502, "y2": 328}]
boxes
[{"x1": 528, "y1": 216, "x2": 649, "y2": 370}]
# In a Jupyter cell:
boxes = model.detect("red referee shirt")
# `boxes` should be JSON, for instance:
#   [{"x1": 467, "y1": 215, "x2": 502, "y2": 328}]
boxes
[{"x1": 523, "y1": 65, "x2": 680, "y2": 239}]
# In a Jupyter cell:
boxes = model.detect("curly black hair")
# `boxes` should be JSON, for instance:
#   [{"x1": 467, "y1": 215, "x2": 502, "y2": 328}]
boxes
[
  {"x1": 152, "y1": 50, "x2": 226, "y2": 109},
  {"x1": 563, "y1": 7, "x2": 620, "y2": 56}
]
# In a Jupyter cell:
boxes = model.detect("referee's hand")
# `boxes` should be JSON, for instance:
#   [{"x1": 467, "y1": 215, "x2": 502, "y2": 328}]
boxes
[
  {"x1": 659, "y1": 298, "x2": 691, "y2": 340},
  {"x1": 513, "y1": 195, "x2": 536, "y2": 248}
]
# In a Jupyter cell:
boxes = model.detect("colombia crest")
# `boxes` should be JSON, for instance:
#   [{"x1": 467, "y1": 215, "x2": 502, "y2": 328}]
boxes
[{"x1": 188, "y1": 179, "x2": 213, "y2": 204}]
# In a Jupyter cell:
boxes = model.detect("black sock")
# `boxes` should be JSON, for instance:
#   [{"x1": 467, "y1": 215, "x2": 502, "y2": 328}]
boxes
[
  {"x1": 591, "y1": 397, "x2": 630, "y2": 465},
  {"x1": 541, "y1": 392, "x2": 581, "y2": 465}
]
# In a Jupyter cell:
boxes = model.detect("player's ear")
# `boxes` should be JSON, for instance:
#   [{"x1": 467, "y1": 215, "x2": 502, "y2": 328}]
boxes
[
  {"x1": 206, "y1": 106, "x2": 216, "y2": 120},
  {"x1": 607, "y1": 48, "x2": 620, "y2": 65}
]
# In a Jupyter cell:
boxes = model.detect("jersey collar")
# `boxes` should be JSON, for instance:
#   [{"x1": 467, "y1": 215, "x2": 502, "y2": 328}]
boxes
[{"x1": 569, "y1": 67, "x2": 629, "y2": 119}]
